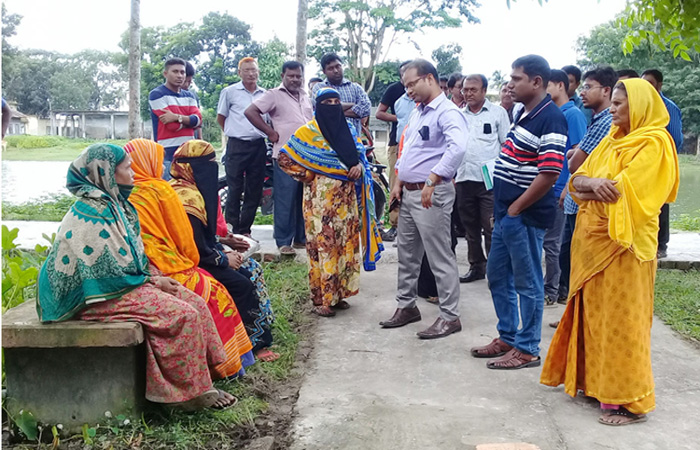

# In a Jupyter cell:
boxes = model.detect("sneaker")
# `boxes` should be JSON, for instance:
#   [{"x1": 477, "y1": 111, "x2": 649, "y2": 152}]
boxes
[
  {"x1": 557, "y1": 296, "x2": 568, "y2": 305},
  {"x1": 657, "y1": 249, "x2": 668, "y2": 259},
  {"x1": 380, "y1": 227, "x2": 397, "y2": 242},
  {"x1": 544, "y1": 295, "x2": 557, "y2": 307}
]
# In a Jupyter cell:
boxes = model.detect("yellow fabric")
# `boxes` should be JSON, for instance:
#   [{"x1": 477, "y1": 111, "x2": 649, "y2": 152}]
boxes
[
  {"x1": 569, "y1": 78, "x2": 679, "y2": 262},
  {"x1": 125, "y1": 139, "x2": 200, "y2": 274},
  {"x1": 169, "y1": 140, "x2": 214, "y2": 226},
  {"x1": 541, "y1": 78, "x2": 680, "y2": 413}
]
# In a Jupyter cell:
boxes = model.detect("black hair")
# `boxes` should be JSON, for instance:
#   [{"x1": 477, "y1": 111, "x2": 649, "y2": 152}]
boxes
[
  {"x1": 447, "y1": 73, "x2": 464, "y2": 89},
  {"x1": 582, "y1": 66, "x2": 618, "y2": 91},
  {"x1": 164, "y1": 58, "x2": 186, "y2": 70},
  {"x1": 185, "y1": 62, "x2": 195, "y2": 77},
  {"x1": 616, "y1": 69, "x2": 639, "y2": 79},
  {"x1": 282, "y1": 60, "x2": 305, "y2": 73},
  {"x1": 439, "y1": 75, "x2": 449, "y2": 83},
  {"x1": 405, "y1": 59, "x2": 440, "y2": 83},
  {"x1": 399, "y1": 60, "x2": 412, "y2": 75},
  {"x1": 320, "y1": 53, "x2": 342, "y2": 70},
  {"x1": 641, "y1": 69, "x2": 663, "y2": 83},
  {"x1": 549, "y1": 69, "x2": 570, "y2": 92},
  {"x1": 308, "y1": 77, "x2": 323, "y2": 84},
  {"x1": 512, "y1": 54, "x2": 551, "y2": 86},
  {"x1": 561, "y1": 65, "x2": 582, "y2": 83},
  {"x1": 465, "y1": 74, "x2": 488, "y2": 90}
]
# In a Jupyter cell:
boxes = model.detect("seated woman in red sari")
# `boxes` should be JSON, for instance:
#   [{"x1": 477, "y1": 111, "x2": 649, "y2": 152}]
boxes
[
  {"x1": 125, "y1": 138, "x2": 255, "y2": 384},
  {"x1": 38, "y1": 143, "x2": 230, "y2": 411}
]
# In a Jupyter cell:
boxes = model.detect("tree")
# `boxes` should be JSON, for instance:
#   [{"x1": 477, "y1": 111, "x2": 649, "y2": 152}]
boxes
[
  {"x1": 577, "y1": 18, "x2": 700, "y2": 135},
  {"x1": 307, "y1": 0, "x2": 480, "y2": 93},
  {"x1": 432, "y1": 43, "x2": 463, "y2": 76},
  {"x1": 128, "y1": 0, "x2": 141, "y2": 139},
  {"x1": 368, "y1": 60, "x2": 401, "y2": 105},
  {"x1": 296, "y1": 0, "x2": 308, "y2": 63},
  {"x1": 490, "y1": 70, "x2": 506, "y2": 90},
  {"x1": 257, "y1": 38, "x2": 292, "y2": 89}
]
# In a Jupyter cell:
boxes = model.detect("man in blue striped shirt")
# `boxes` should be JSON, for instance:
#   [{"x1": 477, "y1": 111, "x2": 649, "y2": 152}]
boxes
[{"x1": 641, "y1": 69, "x2": 683, "y2": 258}]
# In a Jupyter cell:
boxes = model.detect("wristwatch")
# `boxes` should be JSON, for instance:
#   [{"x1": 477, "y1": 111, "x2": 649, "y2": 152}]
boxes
[
  {"x1": 177, "y1": 115, "x2": 183, "y2": 124},
  {"x1": 425, "y1": 178, "x2": 435, "y2": 187}
]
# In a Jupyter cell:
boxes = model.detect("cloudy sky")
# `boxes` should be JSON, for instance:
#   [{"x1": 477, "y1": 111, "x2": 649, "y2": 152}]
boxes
[{"x1": 4, "y1": 0, "x2": 628, "y2": 78}]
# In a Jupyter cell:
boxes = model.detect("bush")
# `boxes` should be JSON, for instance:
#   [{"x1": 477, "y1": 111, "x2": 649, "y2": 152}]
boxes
[
  {"x1": 201, "y1": 108, "x2": 223, "y2": 146},
  {"x1": 2, "y1": 226, "x2": 53, "y2": 313},
  {"x1": 2, "y1": 194, "x2": 75, "y2": 222},
  {"x1": 4, "y1": 135, "x2": 65, "y2": 149}
]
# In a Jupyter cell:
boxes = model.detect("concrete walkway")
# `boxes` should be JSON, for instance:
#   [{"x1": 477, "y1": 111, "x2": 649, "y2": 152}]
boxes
[{"x1": 288, "y1": 258, "x2": 700, "y2": 450}]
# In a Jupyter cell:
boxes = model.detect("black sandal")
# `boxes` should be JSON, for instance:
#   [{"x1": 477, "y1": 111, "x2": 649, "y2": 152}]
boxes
[{"x1": 598, "y1": 408, "x2": 648, "y2": 426}]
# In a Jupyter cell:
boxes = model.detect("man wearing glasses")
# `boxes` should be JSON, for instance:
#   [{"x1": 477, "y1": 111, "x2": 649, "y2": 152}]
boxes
[
  {"x1": 455, "y1": 74, "x2": 510, "y2": 283},
  {"x1": 379, "y1": 59, "x2": 468, "y2": 340}
]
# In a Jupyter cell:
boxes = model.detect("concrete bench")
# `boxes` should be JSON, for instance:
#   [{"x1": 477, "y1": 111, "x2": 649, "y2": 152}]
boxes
[{"x1": 2, "y1": 301, "x2": 146, "y2": 428}]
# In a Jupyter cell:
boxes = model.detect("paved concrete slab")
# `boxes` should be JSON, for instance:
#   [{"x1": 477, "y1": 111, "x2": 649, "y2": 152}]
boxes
[{"x1": 289, "y1": 264, "x2": 700, "y2": 450}]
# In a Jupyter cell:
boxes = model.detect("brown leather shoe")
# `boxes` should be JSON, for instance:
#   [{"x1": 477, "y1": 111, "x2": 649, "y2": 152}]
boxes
[
  {"x1": 470, "y1": 338, "x2": 513, "y2": 358},
  {"x1": 416, "y1": 317, "x2": 462, "y2": 339},
  {"x1": 379, "y1": 306, "x2": 421, "y2": 328}
]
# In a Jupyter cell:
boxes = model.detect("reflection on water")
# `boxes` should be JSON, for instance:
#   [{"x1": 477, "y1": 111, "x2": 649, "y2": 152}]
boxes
[
  {"x1": 2, "y1": 161, "x2": 70, "y2": 205},
  {"x1": 674, "y1": 163, "x2": 700, "y2": 219}
]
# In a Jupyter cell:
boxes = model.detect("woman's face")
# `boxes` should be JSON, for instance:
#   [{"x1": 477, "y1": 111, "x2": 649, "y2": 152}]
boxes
[
  {"x1": 610, "y1": 87, "x2": 630, "y2": 131},
  {"x1": 115, "y1": 154, "x2": 135, "y2": 185},
  {"x1": 321, "y1": 97, "x2": 341, "y2": 105}
]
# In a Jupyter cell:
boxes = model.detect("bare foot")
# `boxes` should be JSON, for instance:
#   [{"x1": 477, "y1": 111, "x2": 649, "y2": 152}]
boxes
[
  {"x1": 599, "y1": 408, "x2": 648, "y2": 426},
  {"x1": 211, "y1": 389, "x2": 238, "y2": 410},
  {"x1": 256, "y1": 348, "x2": 280, "y2": 362}
]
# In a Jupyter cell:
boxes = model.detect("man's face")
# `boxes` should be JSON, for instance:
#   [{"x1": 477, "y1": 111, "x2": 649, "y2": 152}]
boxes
[
  {"x1": 282, "y1": 68, "x2": 304, "y2": 94},
  {"x1": 439, "y1": 80, "x2": 448, "y2": 95},
  {"x1": 450, "y1": 81, "x2": 464, "y2": 104},
  {"x1": 398, "y1": 64, "x2": 409, "y2": 86},
  {"x1": 641, "y1": 74, "x2": 661, "y2": 92},
  {"x1": 403, "y1": 68, "x2": 430, "y2": 103},
  {"x1": 580, "y1": 77, "x2": 608, "y2": 110},
  {"x1": 546, "y1": 81, "x2": 566, "y2": 104},
  {"x1": 182, "y1": 76, "x2": 192, "y2": 90},
  {"x1": 566, "y1": 74, "x2": 579, "y2": 98},
  {"x1": 508, "y1": 66, "x2": 540, "y2": 104},
  {"x1": 239, "y1": 61, "x2": 259, "y2": 85},
  {"x1": 323, "y1": 59, "x2": 344, "y2": 85},
  {"x1": 462, "y1": 78, "x2": 486, "y2": 109},
  {"x1": 164, "y1": 64, "x2": 186, "y2": 88},
  {"x1": 499, "y1": 84, "x2": 513, "y2": 108}
]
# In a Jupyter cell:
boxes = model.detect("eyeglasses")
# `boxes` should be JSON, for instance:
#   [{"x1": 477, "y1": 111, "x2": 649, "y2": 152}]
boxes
[
  {"x1": 461, "y1": 87, "x2": 482, "y2": 95},
  {"x1": 581, "y1": 84, "x2": 603, "y2": 92},
  {"x1": 404, "y1": 75, "x2": 427, "y2": 90}
]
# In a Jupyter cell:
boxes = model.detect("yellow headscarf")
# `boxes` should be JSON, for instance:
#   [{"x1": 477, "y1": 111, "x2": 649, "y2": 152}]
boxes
[
  {"x1": 169, "y1": 140, "x2": 216, "y2": 226},
  {"x1": 570, "y1": 78, "x2": 679, "y2": 261}
]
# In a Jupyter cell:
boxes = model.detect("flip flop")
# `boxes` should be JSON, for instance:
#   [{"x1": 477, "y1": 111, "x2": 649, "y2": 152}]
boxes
[
  {"x1": 211, "y1": 388, "x2": 238, "y2": 411},
  {"x1": 312, "y1": 306, "x2": 336, "y2": 317},
  {"x1": 598, "y1": 409, "x2": 648, "y2": 426},
  {"x1": 167, "y1": 388, "x2": 219, "y2": 411}
]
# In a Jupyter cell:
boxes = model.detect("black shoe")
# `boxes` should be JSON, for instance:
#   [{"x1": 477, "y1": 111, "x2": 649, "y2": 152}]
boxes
[
  {"x1": 459, "y1": 269, "x2": 485, "y2": 283},
  {"x1": 544, "y1": 295, "x2": 557, "y2": 307},
  {"x1": 557, "y1": 296, "x2": 568, "y2": 305},
  {"x1": 657, "y1": 249, "x2": 668, "y2": 259},
  {"x1": 380, "y1": 227, "x2": 397, "y2": 242}
]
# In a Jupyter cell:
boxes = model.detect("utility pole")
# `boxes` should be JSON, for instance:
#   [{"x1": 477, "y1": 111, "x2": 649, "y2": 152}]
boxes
[
  {"x1": 127, "y1": 0, "x2": 141, "y2": 139},
  {"x1": 295, "y1": 0, "x2": 308, "y2": 63}
]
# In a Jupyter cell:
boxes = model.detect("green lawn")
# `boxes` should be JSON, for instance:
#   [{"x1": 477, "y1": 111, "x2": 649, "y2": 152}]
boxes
[{"x1": 655, "y1": 269, "x2": 700, "y2": 341}]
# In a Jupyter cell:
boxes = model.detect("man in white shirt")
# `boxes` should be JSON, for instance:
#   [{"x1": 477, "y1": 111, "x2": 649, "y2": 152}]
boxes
[{"x1": 455, "y1": 74, "x2": 510, "y2": 283}]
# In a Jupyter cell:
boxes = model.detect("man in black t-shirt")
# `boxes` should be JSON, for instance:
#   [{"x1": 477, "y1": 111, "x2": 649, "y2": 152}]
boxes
[{"x1": 375, "y1": 61, "x2": 411, "y2": 241}]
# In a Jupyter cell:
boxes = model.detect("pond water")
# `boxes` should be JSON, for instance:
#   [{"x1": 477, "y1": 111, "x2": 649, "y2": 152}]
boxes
[{"x1": 2, "y1": 159, "x2": 699, "y2": 219}]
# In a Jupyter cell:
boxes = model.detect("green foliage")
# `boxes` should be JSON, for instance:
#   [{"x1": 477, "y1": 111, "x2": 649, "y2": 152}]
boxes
[
  {"x1": 12, "y1": 410, "x2": 38, "y2": 441},
  {"x1": 671, "y1": 211, "x2": 700, "y2": 232},
  {"x1": 491, "y1": 70, "x2": 507, "y2": 90},
  {"x1": 3, "y1": 134, "x2": 65, "y2": 148},
  {"x1": 308, "y1": 0, "x2": 480, "y2": 93},
  {"x1": 2, "y1": 194, "x2": 75, "y2": 222},
  {"x1": 368, "y1": 60, "x2": 402, "y2": 105},
  {"x1": 1, "y1": 226, "x2": 53, "y2": 313},
  {"x1": 432, "y1": 43, "x2": 463, "y2": 76},
  {"x1": 257, "y1": 37, "x2": 292, "y2": 89},
  {"x1": 619, "y1": 0, "x2": 700, "y2": 59},
  {"x1": 655, "y1": 269, "x2": 700, "y2": 341},
  {"x1": 2, "y1": 135, "x2": 129, "y2": 161},
  {"x1": 576, "y1": 17, "x2": 700, "y2": 135}
]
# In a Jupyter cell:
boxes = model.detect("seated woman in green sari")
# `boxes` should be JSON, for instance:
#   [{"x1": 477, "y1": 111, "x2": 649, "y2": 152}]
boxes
[
  {"x1": 37, "y1": 143, "x2": 235, "y2": 411},
  {"x1": 279, "y1": 87, "x2": 383, "y2": 317}
]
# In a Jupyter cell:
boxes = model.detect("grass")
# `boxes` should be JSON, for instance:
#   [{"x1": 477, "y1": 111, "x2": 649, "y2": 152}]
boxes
[
  {"x1": 3, "y1": 135, "x2": 129, "y2": 161},
  {"x1": 655, "y1": 269, "x2": 700, "y2": 341},
  {"x1": 5, "y1": 261, "x2": 311, "y2": 449}
]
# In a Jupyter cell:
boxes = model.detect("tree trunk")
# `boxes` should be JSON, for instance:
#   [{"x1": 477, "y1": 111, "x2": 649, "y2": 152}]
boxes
[
  {"x1": 295, "y1": 0, "x2": 308, "y2": 63},
  {"x1": 127, "y1": 0, "x2": 141, "y2": 139}
]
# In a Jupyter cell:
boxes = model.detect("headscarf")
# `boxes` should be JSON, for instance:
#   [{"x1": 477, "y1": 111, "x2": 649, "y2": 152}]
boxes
[
  {"x1": 37, "y1": 144, "x2": 150, "y2": 322},
  {"x1": 315, "y1": 87, "x2": 359, "y2": 168},
  {"x1": 169, "y1": 140, "x2": 220, "y2": 238},
  {"x1": 281, "y1": 88, "x2": 384, "y2": 271},
  {"x1": 570, "y1": 78, "x2": 679, "y2": 262},
  {"x1": 125, "y1": 139, "x2": 200, "y2": 274}
]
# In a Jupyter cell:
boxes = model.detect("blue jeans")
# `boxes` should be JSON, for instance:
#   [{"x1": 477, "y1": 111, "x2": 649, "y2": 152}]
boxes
[
  {"x1": 162, "y1": 150, "x2": 175, "y2": 181},
  {"x1": 273, "y1": 160, "x2": 306, "y2": 248},
  {"x1": 487, "y1": 215, "x2": 546, "y2": 356}
]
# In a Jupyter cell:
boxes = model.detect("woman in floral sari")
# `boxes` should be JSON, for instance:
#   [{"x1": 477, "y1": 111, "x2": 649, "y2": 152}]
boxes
[
  {"x1": 280, "y1": 87, "x2": 383, "y2": 317},
  {"x1": 540, "y1": 79, "x2": 679, "y2": 426},
  {"x1": 125, "y1": 138, "x2": 254, "y2": 383},
  {"x1": 170, "y1": 140, "x2": 278, "y2": 362},
  {"x1": 38, "y1": 143, "x2": 230, "y2": 411}
]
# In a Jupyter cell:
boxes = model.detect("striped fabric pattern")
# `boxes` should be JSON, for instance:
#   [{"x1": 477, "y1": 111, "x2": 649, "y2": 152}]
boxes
[{"x1": 148, "y1": 84, "x2": 201, "y2": 153}]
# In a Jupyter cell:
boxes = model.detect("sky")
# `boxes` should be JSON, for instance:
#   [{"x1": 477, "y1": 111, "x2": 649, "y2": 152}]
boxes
[{"x1": 4, "y1": 0, "x2": 629, "y2": 82}]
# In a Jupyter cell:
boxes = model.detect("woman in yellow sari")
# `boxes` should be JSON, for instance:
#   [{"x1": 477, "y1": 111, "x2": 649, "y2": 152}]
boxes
[
  {"x1": 540, "y1": 79, "x2": 679, "y2": 426},
  {"x1": 125, "y1": 139, "x2": 254, "y2": 393}
]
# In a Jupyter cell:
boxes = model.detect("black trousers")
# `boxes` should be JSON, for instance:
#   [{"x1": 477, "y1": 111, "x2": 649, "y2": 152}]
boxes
[
  {"x1": 455, "y1": 180, "x2": 494, "y2": 270},
  {"x1": 658, "y1": 203, "x2": 670, "y2": 252},
  {"x1": 224, "y1": 137, "x2": 267, "y2": 234}
]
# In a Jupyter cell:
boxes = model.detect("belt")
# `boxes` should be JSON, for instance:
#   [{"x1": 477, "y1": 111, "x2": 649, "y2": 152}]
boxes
[{"x1": 404, "y1": 182, "x2": 425, "y2": 191}]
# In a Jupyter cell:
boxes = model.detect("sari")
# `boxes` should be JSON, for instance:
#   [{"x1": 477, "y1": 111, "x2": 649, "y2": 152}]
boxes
[
  {"x1": 38, "y1": 143, "x2": 226, "y2": 403},
  {"x1": 125, "y1": 139, "x2": 254, "y2": 378},
  {"x1": 540, "y1": 79, "x2": 680, "y2": 414}
]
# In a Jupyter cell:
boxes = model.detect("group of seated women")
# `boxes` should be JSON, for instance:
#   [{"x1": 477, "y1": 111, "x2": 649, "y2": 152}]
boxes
[{"x1": 37, "y1": 138, "x2": 278, "y2": 411}]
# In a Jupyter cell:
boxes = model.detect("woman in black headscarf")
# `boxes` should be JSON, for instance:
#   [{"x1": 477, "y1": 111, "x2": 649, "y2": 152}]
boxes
[{"x1": 279, "y1": 87, "x2": 383, "y2": 317}]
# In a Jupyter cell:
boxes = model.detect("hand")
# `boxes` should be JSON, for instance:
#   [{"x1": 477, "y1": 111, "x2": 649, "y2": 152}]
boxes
[
  {"x1": 347, "y1": 163, "x2": 363, "y2": 181},
  {"x1": 506, "y1": 205, "x2": 521, "y2": 217},
  {"x1": 421, "y1": 185, "x2": 435, "y2": 209},
  {"x1": 226, "y1": 250, "x2": 244, "y2": 270},
  {"x1": 268, "y1": 130, "x2": 280, "y2": 143},
  {"x1": 588, "y1": 178, "x2": 621, "y2": 203},
  {"x1": 559, "y1": 188, "x2": 567, "y2": 209},
  {"x1": 159, "y1": 110, "x2": 179, "y2": 124},
  {"x1": 219, "y1": 234, "x2": 250, "y2": 252},
  {"x1": 152, "y1": 276, "x2": 180, "y2": 295},
  {"x1": 389, "y1": 183, "x2": 402, "y2": 207}
]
